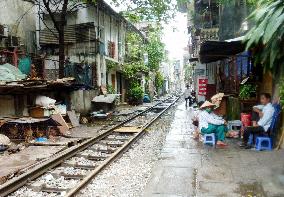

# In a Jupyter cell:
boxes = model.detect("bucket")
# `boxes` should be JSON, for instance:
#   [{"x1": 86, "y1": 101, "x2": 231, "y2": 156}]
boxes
[{"x1": 241, "y1": 113, "x2": 252, "y2": 127}]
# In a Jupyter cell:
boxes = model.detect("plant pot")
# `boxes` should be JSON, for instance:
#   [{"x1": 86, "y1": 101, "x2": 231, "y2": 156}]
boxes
[{"x1": 128, "y1": 97, "x2": 143, "y2": 105}]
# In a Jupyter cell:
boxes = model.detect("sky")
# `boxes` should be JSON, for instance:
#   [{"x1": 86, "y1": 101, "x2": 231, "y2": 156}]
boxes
[
  {"x1": 162, "y1": 13, "x2": 188, "y2": 60},
  {"x1": 105, "y1": 0, "x2": 189, "y2": 61}
]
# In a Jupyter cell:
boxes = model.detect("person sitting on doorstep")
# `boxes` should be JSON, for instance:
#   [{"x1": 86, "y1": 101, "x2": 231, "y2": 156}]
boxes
[
  {"x1": 240, "y1": 93, "x2": 275, "y2": 148},
  {"x1": 198, "y1": 101, "x2": 228, "y2": 147}
]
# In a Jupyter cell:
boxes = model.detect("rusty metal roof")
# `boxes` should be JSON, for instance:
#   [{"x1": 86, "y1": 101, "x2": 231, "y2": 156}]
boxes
[{"x1": 40, "y1": 23, "x2": 97, "y2": 45}]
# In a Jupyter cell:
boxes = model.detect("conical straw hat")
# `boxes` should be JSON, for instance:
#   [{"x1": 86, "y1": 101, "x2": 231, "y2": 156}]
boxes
[
  {"x1": 200, "y1": 101, "x2": 215, "y2": 109},
  {"x1": 211, "y1": 93, "x2": 224, "y2": 101}
]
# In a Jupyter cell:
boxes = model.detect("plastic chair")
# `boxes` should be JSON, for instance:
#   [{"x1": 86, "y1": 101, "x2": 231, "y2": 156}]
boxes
[
  {"x1": 203, "y1": 133, "x2": 216, "y2": 146},
  {"x1": 227, "y1": 120, "x2": 242, "y2": 132},
  {"x1": 255, "y1": 137, "x2": 272, "y2": 151},
  {"x1": 255, "y1": 104, "x2": 281, "y2": 151}
]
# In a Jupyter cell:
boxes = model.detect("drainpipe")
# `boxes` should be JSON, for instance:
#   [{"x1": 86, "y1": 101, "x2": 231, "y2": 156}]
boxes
[
  {"x1": 96, "y1": 1, "x2": 101, "y2": 86},
  {"x1": 35, "y1": 1, "x2": 41, "y2": 51}
]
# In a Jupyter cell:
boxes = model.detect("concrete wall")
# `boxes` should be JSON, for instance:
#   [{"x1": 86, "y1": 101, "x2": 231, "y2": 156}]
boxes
[
  {"x1": 0, "y1": 0, "x2": 36, "y2": 49},
  {"x1": 0, "y1": 95, "x2": 29, "y2": 118},
  {"x1": 39, "y1": 4, "x2": 127, "y2": 87},
  {"x1": 0, "y1": 96, "x2": 15, "y2": 117},
  {"x1": 70, "y1": 89, "x2": 99, "y2": 114},
  {"x1": 107, "y1": 71, "x2": 117, "y2": 92},
  {"x1": 259, "y1": 72, "x2": 273, "y2": 94}
]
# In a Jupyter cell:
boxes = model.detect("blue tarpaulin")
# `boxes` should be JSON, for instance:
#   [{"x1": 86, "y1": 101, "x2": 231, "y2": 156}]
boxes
[
  {"x1": 64, "y1": 62, "x2": 92, "y2": 86},
  {"x1": 18, "y1": 57, "x2": 32, "y2": 75}
]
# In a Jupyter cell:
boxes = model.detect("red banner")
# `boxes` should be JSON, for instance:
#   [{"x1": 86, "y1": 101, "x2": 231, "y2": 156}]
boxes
[{"x1": 198, "y1": 78, "x2": 208, "y2": 96}]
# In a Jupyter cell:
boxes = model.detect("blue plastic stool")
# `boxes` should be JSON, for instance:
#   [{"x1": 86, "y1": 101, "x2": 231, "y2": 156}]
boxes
[
  {"x1": 203, "y1": 133, "x2": 216, "y2": 146},
  {"x1": 255, "y1": 137, "x2": 272, "y2": 151}
]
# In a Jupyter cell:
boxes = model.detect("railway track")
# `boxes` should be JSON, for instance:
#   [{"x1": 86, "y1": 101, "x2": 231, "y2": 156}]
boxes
[{"x1": 0, "y1": 96, "x2": 179, "y2": 197}]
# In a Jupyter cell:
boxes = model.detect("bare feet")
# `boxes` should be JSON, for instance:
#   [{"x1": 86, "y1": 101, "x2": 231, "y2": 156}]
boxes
[{"x1": 227, "y1": 131, "x2": 239, "y2": 138}]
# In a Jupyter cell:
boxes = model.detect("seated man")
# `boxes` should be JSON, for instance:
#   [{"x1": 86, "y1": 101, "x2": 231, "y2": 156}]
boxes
[
  {"x1": 198, "y1": 101, "x2": 228, "y2": 146},
  {"x1": 241, "y1": 93, "x2": 275, "y2": 148}
]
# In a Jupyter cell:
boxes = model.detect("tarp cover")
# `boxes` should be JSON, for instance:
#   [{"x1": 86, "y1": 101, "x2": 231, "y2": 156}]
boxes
[
  {"x1": 92, "y1": 94, "x2": 119, "y2": 103},
  {"x1": 0, "y1": 63, "x2": 26, "y2": 81},
  {"x1": 199, "y1": 41, "x2": 245, "y2": 63}
]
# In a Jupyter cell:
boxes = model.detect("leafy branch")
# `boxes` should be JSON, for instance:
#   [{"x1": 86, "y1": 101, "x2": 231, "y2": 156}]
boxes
[
  {"x1": 244, "y1": 0, "x2": 284, "y2": 72},
  {"x1": 146, "y1": 27, "x2": 165, "y2": 71}
]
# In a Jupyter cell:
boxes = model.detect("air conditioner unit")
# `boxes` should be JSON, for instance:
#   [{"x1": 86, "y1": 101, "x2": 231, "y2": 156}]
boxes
[{"x1": 3, "y1": 26, "x2": 8, "y2": 37}]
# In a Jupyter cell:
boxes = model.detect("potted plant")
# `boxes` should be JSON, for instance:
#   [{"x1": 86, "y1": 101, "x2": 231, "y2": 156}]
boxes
[
  {"x1": 239, "y1": 84, "x2": 257, "y2": 100},
  {"x1": 128, "y1": 82, "x2": 144, "y2": 105}
]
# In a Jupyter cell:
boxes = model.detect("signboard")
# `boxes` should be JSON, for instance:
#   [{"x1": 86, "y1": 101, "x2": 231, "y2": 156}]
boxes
[{"x1": 198, "y1": 78, "x2": 208, "y2": 96}]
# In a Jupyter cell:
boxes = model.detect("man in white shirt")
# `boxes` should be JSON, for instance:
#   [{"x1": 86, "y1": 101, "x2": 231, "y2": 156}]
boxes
[
  {"x1": 241, "y1": 93, "x2": 275, "y2": 148},
  {"x1": 184, "y1": 85, "x2": 192, "y2": 107},
  {"x1": 198, "y1": 101, "x2": 228, "y2": 146}
]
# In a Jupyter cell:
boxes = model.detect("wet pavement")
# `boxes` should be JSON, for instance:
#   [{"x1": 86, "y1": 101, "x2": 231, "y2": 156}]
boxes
[{"x1": 143, "y1": 102, "x2": 284, "y2": 197}]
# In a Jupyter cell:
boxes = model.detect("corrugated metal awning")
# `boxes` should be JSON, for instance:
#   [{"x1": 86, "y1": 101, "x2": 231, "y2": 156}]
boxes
[
  {"x1": 39, "y1": 23, "x2": 96, "y2": 45},
  {"x1": 199, "y1": 40, "x2": 245, "y2": 63}
]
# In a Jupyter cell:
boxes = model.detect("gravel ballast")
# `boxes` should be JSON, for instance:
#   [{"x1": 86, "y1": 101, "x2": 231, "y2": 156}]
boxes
[{"x1": 77, "y1": 104, "x2": 177, "y2": 197}]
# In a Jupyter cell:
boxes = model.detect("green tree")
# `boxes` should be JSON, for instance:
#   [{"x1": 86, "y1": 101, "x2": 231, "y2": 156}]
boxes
[
  {"x1": 244, "y1": 0, "x2": 284, "y2": 72},
  {"x1": 184, "y1": 63, "x2": 193, "y2": 84},
  {"x1": 147, "y1": 27, "x2": 165, "y2": 71},
  {"x1": 115, "y1": 0, "x2": 188, "y2": 22},
  {"x1": 155, "y1": 71, "x2": 164, "y2": 90}
]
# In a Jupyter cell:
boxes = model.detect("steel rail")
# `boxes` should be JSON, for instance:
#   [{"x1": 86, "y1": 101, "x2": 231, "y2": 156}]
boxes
[
  {"x1": 0, "y1": 96, "x2": 178, "y2": 197},
  {"x1": 65, "y1": 97, "x2": 179, "y2": 196}
]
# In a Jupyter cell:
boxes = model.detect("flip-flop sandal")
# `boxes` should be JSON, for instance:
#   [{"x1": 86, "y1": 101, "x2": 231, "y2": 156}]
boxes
[{"x1": 216, "y1": 143, "x2": 229, "y2": 148}]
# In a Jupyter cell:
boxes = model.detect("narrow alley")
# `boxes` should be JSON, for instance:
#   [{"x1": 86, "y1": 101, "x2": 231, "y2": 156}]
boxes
[
  {"x1": 0, "y1": 0, "x2": 284, "y2": 196},
  {"x1": 144, "y1": 102, "x2": 284, "y2": 197},
  {"x1": 77, "y1": 101, "x2": 284, "y2": 197}
]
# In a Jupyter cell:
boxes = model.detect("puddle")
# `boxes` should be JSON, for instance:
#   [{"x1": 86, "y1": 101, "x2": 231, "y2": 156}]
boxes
[{"x1": 236, "y1": 182, "x2": 267, "y2": 197}]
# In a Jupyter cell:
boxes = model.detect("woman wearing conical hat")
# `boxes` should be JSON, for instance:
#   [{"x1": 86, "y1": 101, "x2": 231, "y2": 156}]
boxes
[{"x1": 198, "y1": 101, "x2": 228, "y2": 147}]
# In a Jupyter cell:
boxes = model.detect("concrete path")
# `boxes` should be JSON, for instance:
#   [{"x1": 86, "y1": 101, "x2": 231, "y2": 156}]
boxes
[{"x1": 143, "y1": 102, "x2": 284, "y2": 197}]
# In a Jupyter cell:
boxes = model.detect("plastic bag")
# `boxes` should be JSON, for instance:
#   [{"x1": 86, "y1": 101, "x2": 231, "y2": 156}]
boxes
[{"x1": 35, "y1": 96, "x2": 56, "y2": 107}]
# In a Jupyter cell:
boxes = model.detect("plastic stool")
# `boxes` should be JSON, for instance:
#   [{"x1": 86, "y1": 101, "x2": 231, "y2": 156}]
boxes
[
  {"x1": 203, "y1": 133, "x2": 216, "y2": 146},
  {"x1": 227, "y1": 120, "x2": 242, "y2": 131},
  {"x1": 255, "y1": 137, "x2": 272, "y2": 151},
  {"x1": 248, "y1": 134, "x2": 254, "y2": 145}
]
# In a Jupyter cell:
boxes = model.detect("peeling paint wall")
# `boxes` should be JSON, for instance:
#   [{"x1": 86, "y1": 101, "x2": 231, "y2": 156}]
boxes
[
  {"x1": 0, "y1": 96, "x2": 15, "y2": 117},
  {"x1": 0, "y1": 0, "x2": 36, "y2": 51},
  {"x1": 0, "y1": 95, "x2": 29, "y2": 117},
  {"x1": 70, "y1": 89, "x2": 99, "y2": 114},
  {"x1": 39, "y1": 4, "x2": 127, "y2": 87}
]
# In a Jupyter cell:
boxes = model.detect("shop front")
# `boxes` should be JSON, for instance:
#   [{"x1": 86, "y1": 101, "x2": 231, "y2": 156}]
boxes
[{"x1": 197, "y1": 39, "x2": 284, "y2": 148}]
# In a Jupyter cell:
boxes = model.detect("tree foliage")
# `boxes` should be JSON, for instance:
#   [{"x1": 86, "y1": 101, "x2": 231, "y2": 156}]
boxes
[
  {"x1": 123, "y1": 62, "x2": 149, "y2": 79},
  {"x1": 184, "y1": 63, "x2": 193, "y2": 84},
  {"x1": 112, "y1": 0, "x2": 187, "y2": 23},
  {"x1": 244, "y1": 0, "x2": 284, "y2": 72},
  {"x1": 128, "y1": 81, "x2": 144, "y2": 102},
  {"x1": 155, "y1": 71, "x2": 164, "y2": 90},
  {"x1": 218, "y1": 0, "x2": 271, "y2": 6},
  {"x1": 125, "y1": 32, "x2": 145, "y2": 62},
  {"x1": 147, "y1": 27, "x2": 165, "y2": 71},
  {"x1": 123, "y1": 30, "x2": 148, "y2": 79}
]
